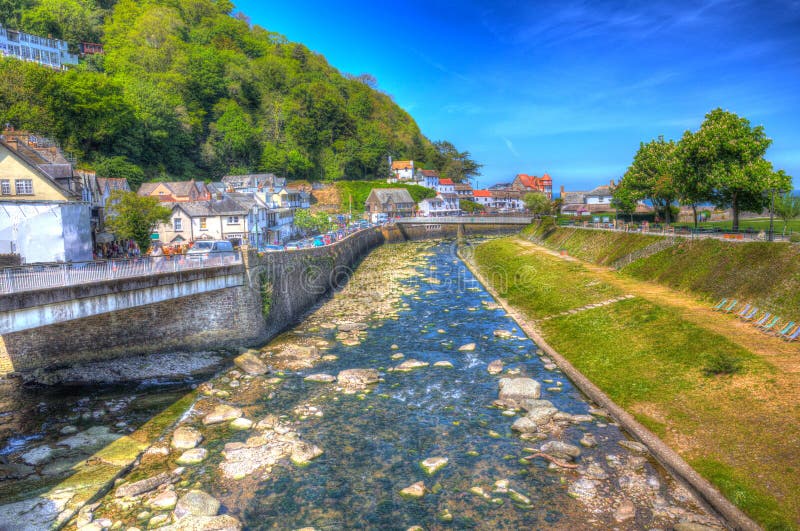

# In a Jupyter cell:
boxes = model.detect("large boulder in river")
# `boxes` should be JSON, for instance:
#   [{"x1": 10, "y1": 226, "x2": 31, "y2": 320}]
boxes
[
  {"x1": 233, "y1": 351, "x2": 269, "y2": 375},
  {"x1": 172, "y1": 427, "x2": 203, "y2": 450},
  {"x1": 203, "y1": 404, "x2": 243, "y2": 425},
  {"x1": 174, "y1": 490, "x2": 220, "y2": 518},
  {"x1": 336, "y1": 369, "x2": 379, "y2": 392},
  {"x1": 162, "y1": 515, "x2": 242, "y2": 531},
  {"x1": 498, "y1": 378, "x2": 541, "y2": 405}
]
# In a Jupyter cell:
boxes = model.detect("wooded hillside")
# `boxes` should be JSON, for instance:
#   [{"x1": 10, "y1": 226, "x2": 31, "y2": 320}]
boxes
[{"x1": 0, "y1": 0, "x2": 478, "y2": 187}]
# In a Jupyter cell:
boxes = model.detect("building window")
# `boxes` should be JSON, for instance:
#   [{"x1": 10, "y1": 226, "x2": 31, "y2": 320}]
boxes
[
  {"x1": 15, "y1": 179, "x2": 33, "y2": 195},
  {"x1": 173, "y1": 217, "x2": 182, "y2": 231},
  {"x1": 0, "y1": 180, "x2": 10, "y2": 195},
  {"x1": 199, "y1": 217, "x2": 207, "y2": 230},
  {"x1": 227, "y1": 216, "x2": 239, "y2": 225}
]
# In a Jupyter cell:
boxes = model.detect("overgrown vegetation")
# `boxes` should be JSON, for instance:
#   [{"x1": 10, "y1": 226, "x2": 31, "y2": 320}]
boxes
[
  {"x1": 0, "y1": 0, "x2": 478, "y2": 184},
  {"x1": 472, "y1": 237, "x2": 798, "y2": 528},
  {"x1": 334, "y1": 181, "x2": 435, "y2": 214}
]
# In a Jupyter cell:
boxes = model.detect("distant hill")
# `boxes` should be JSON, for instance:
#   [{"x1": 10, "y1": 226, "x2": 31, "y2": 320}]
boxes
[{"x1": 0, "y1": 0, "x2": 477, "y2": 186}]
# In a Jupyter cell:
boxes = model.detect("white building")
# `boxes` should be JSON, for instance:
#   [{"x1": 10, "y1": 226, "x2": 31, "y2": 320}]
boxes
[
  {"x1": 418, "y1": 193, "x2": 460, "y2": 217},
  {"x1": 436, "y1": 179, "x2": 455, "y2": 194},
  {"x1": 389, "y1": 160, "x2": 416, "y2": 183},
  {"x1": 0, "y1": 201, "x2": 92, "y2": 262},
  {"x1": 0, "y1": 24, "x2": 78, "y2": 69},
  {"x1": 419, "y1": 170, "x2": 439, "y2": 189}
]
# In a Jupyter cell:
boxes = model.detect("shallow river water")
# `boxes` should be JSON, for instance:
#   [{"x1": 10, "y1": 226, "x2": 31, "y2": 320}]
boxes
[{"x1": 1, "y1": 240, "x2": 721, "y2": 530}]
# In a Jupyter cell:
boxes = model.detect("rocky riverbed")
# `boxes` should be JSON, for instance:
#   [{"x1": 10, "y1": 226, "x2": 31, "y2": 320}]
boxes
[{"x1": 1, "y1": 241, "x2": 724, "y2": 530}]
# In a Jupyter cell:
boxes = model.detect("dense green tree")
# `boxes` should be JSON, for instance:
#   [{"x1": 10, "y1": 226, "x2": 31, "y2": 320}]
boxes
[
  {"x1": 610, "y1": 185, "x2": 638, "y2": 221},
  {"x1": 616, "y1": 136, "x2": 678, "y2": 223},
  {"x1": 22, "y1": 0, "x2": 102, "y2": 44},
  {"x1": 104, "y1": 191, "x2": 171, "y2": 254},
  {"x1": 293, "y1": 208, "x2": 331, "y2": 234},
  {"x1": 681, "y1": 109, "x2": 789, "y2": 230},
  {"x1": 523, "y1": 192, "x2": 551, "y2": 217},
  {"x1": 94, "y1": 155, "x2": 145, "y2": 189}
]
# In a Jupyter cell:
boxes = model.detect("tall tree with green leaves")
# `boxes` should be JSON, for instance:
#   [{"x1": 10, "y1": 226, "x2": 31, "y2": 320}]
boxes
[
  {"x1": 523, "y1": 192, "x2": 551, "y2": 217},
  {"x1": 610, "y1": 184, "x2": 638, "y2": 222},
  {"x1": 617, "y1": 136, "x2": 678, "y2": 223},
  {"x1": 773, "y1": 188, "x2": 800, "y2": 235},
  {"x1": 104, "y1": 191, "x2": 171, "y2": 254},
  {"x1": 681, "y1": 108, "x2": 789, "y2": 230}
]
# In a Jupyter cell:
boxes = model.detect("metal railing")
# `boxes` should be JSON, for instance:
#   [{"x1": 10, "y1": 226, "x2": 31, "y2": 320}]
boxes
[
  {"x1": 0, "y1": 252, "x2": 242, "y2": 295},
  {"x1": 556, "y1": 221, "x2": 793, "y2": 242},
  {"x1": 398, "y1": 216, "x2": 533, "y2": 224}
]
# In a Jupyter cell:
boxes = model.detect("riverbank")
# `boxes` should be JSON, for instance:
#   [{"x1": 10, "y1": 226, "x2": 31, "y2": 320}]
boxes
[
  {"x1": 468, "y1": 236, "x2": 800, "y2": 529},
  {"x1": 10, "y1": 240, "x2": 726, "y2": 530}
]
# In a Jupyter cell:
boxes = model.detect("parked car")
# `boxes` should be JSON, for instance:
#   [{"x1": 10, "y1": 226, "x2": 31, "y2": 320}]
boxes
[{"x1": 187, "y1": 240, "x2": 237, "y2": 262}]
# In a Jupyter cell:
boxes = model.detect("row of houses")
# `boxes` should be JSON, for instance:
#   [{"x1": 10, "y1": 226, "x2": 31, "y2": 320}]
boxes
[{"x1": 139, "y1": 174, "x2": 311, "y2": 247}]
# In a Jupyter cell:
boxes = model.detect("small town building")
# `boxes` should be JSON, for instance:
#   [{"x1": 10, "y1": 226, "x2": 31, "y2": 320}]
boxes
[
  {"x1": 389, "y1": 160, "x2": 416, "y2": 182},
  {"x1": 436, "y1": 179, "x2": 455, "y2": 195},
  {"x1": 419, "y1": 170, "x2": 440, "y2": 189},
  {"x1": 418, "y1": 193, "x2": 460, "y2": 217},
  {"x1": 221, "y1": 173, "x2": 286, "y2": 193},
  {"x1": 560, "y1": 183, "x2": 617, "y2": 216},
  {"x1": 0, "y1": 24, "x2": 78, "y2": 69},
  {"x1": 364, "y1": 188, "x2": 415, "y2": 218},
  {"x1": 158, "y1": 198, "x2": 250, "y2": 246},
  {"x1": 511, "y1": 173, "x2": 553, "y2": 199},
  {"x1": 453, "y1": 183, "x2": 474, "y2": 198},
  {"x1": 138, "y1": 180, "x2": 210, "y2": 203},
  {"x1": 0, "y1": 132, "x2": 81, "y2": 202}
]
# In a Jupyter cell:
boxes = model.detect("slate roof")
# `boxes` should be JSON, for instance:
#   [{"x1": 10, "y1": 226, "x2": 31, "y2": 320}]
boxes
[
  {"x1": 175, "y1": 197, "x2": 249, "y2": 217},
  {"x1": 367, "y1": 188, "x2": 414, "y2": 204},
  {"x1": 221, "y1": 173, "x2": 284, "y2": 190}
]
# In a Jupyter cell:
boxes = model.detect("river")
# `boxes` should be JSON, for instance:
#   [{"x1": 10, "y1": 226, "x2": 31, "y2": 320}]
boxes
[{"x1": 0, "y1": 240, "x2": 721, "y2": 530}]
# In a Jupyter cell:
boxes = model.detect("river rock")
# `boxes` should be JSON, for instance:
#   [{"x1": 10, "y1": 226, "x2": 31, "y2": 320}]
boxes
[
  {"x1": 21, "y1": 445, "x2": 53, "y2": 466},
  {"x1": 233, "y1": 351, "x2": 269, "y2": 375},
  {"x1": 420, "y1": 456, "x2": 448, "y2": 475},
  {"x1": 338, "y1": 322, "x2": 368, "y2": 332},
  {"x1": 162, "y1": 514, "x2": 240, "y2": 531},
  {"x1": 149, "y1": 490, "x2": 178, "y2": 510},
  {"x1": 176, "y1": 448, "x2": 208, "y2": 465},
  {"x1": 487, "y1": 360, "x2": 504, "y2": 375},
  {"x1": 511, "y1": 416, "x2": 540, "y2": 434},
  {"x1": 230, "y1": 418, "x2": 253, "y2": 431},
  {"x1": 498, "y1": 378, "x2": 541, "y2": 405},
  {"x1": 392, "y1": 359, "x2": 429, "y2": 372},
  {"x1": 57, "y1": 426, "x2": 119, "y2": 450},
  {"x1": 433, "y1": 360, "x2": 453, "y2": 368},
  {"x1": 493, "y1": 329, "x2": 513, "y2": 339},
  {"x1": 220, "y1": 434, "x2": 294, "y2": 479},
  {"x1": 540, "y1": 441, "x2": 581, "y2": 460},
  {"x1": 399, "y1": 481, "x2": 426, "y2": 498},
  {"x1": 614, "y1": 499, "x2": 636, "y2": 522},
  {"x1": 290, "y1": 441, "x2": 324, "y2": 466},
  {"x1": 203, "y1": 405, "x2": 243, "y2": 425},
  {"x1": 115, "y1": 471, "x2": 175, "y2": 498},
  {"x1": 0, "y1": 462, "x2": 35, "y2": 480},
  {"x1": 618, "y1": 440, "x2": 649, "y2": 455},
  {"x1": 174, "y1": 490, "x2": 220, "y2": 518},
  {"x1": 580, "y1": 434, "x2": 597, "y2": 447},
  {"x1": 172, "y1": 427, "x2": 203, "y2": 450},
  {"x1": 337, "y1": 369, "x2": 379, "y2": 392},
  {"x1": 304, "y1": 373, "x2": 336, "y2": 383},
  {"x1": 568, "y1": 478, "x2": 598, "y2": 500},
  {"x1": 673, "y1": 523, "x2": 720, "y2": 531},
  {"x1": 458, "y1": 343, "x2": 476, "y2": 351}
]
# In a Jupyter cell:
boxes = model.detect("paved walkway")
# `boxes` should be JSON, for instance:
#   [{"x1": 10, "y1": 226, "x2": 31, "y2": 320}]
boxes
[{"x1": 514, "y1": 238, "x2": 800, "y2": 374}]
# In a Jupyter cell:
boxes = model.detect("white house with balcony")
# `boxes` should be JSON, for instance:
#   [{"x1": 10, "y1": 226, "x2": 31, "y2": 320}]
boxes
[{"x1": 0, "y1": 24, "x2": 78, "y2": 69}]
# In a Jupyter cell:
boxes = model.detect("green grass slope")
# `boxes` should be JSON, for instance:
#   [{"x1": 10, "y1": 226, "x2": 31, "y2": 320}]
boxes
[
  {"x1": 624, "y1": 239, "x2": 800, "y2": 320},
  {"x1": 335, "y1": 181, "x2": 435, "y2": 214}
]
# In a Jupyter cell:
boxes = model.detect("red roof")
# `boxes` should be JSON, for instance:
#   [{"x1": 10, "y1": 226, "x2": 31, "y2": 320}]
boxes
[
  {"x1": 439, "y1": 179, "x2": 454, "y2": 185},
  {"x1": 473, "y1": 189, "x2": 491, "y2": 198},
  {"x1": 420, "y1": 169, "x2": 439, "y2": 177},
  {"x1": 515, "y1": 173, "x2": 552, "y2": 190}
]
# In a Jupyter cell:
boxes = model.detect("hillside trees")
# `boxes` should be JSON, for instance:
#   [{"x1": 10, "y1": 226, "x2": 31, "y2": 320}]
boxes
[{"x1": 0, "y1": 0, "x2": 478, "y2": 184}]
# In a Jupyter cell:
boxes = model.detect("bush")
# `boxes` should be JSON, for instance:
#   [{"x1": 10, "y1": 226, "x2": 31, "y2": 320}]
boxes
[
  {"x1": 703, "y1": 352, "x2": 743, "y2": 376},
  {"x1": 789, "y1": 232, "x2": 800, "y2": 243}
]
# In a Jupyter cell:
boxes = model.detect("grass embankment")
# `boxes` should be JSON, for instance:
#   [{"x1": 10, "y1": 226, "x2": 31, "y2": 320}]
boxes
[
  {"x1": 334, "y1": 181, "x2": 435, "y2": 214},
  {"x1": 472, "y1": 238, "x2": 799, "y2": 530},
  {"x1": 524, "y1": 221, "x2": 666, "y2": 266}
]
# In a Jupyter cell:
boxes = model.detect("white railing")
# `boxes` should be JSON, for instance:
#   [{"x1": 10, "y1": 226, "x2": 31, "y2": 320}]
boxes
[
  {"x1": 0, "y1": 252, "x2": 242, "y2": 295},
  {"x1": 398, "y1": 216, "x2": 533, "y2": 224}
]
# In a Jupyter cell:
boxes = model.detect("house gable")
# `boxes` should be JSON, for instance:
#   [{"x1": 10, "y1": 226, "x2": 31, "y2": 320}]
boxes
[{"x1": 0, "y1": 143, "x2": 74, "y2": 201}]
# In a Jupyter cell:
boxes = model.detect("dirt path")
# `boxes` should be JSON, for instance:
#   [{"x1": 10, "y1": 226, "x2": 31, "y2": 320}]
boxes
[{"x1": 514, "y1": 238, "x2": 800, "y2": 375}]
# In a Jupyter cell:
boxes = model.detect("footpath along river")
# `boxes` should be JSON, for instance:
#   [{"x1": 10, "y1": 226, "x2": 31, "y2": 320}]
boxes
[{"x1": 2, "y1": 240, "x2": 723, "y2": 530}]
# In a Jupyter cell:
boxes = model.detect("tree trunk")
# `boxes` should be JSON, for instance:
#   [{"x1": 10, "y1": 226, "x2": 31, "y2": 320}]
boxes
[
  {"x1": 665, "y1": 202, "x2": 671, "y2": 224},
  {"x1": 692, "y1": 204, "x2": 698, "y2": 228},
  {"x1": 732, "y1": 192, "x2": 739, "y2": 231}
]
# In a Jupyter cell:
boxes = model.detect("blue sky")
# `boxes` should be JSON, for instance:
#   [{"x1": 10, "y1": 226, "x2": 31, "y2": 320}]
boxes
[{"x1": 235, "y1": 0, "x2": 800, "y2": 190}]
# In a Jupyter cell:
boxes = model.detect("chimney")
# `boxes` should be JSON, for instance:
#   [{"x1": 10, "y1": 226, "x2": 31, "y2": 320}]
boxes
[
  {"x1": 560, "y1": 185, "x2": 565, "y2": 197},
  {"x1": 610, "y1": 179, "x2": 616, "y2": 187}
]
